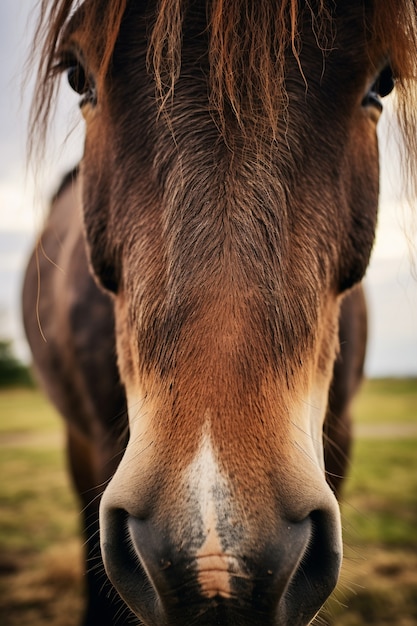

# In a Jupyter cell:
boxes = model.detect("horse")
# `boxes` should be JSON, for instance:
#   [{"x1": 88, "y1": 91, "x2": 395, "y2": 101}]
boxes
[{"x1": 22, "y1": 1, "x2": 417, "y2": 625}]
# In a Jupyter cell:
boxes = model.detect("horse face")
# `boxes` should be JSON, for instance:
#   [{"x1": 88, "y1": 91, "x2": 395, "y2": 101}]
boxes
[{"x1": 61, "y1": 4, "x2": 384, "y2": 624}]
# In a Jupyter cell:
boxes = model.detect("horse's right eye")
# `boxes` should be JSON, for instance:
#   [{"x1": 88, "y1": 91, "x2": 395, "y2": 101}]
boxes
[
  {"x1": 66, "y1": 61, "x2": 97, "y2": 106},
  {"x1": 67, "y1": 63, "x2": 89, "y2": 95}
]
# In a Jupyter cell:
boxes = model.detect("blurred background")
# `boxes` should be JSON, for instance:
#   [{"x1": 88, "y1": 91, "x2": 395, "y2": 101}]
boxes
[{"x1": 0, "y1": 2, "x2": 416, "y2": 626}]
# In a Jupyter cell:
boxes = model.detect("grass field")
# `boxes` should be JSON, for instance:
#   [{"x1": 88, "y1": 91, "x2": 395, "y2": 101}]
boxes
[{"x1": 0, "y1": 380, "x2": 416, "y2": 625}]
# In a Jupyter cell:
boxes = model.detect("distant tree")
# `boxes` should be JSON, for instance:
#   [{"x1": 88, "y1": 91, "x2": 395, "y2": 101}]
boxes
[{"x1": 0, "y1": 340, "x2": 34, "y2": 387}]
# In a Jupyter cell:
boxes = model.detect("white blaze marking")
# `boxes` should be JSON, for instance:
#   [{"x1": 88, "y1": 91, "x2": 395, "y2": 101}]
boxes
[{"x1": 187, "y1": 427, "x2": 236, "y2": 599}]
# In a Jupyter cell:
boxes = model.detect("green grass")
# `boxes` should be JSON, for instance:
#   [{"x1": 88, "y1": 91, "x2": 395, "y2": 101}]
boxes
[
  {"x1": 0, "y1": 381, "x2": 416, "y2": 626},
  {"x1": 325, "y1": 378, "x2": 417, "y2": 625},
  {"x1": 352, "y1": 377, "x2": 417, "y2": 425},
  {"x1": 343, "y1": 377, "x2": 417, "y2": 547},
  {"x1": 343, "y1": 437, "x2": 417, "y2": 547},
  {"x1": 0, "y1": 388, "x2": 62, "y2": 434},
  {"x1": 0, "y1": 446, "x2": 78, "y2": 552},
  {"x1": 0, "y1": 387, "x2": 78, "y2": 553}
]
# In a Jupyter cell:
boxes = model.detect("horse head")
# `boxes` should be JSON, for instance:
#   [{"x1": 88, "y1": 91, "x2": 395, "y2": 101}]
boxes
[{"x1": 30, "y1": 1, "x2": 416, "y2": 624}]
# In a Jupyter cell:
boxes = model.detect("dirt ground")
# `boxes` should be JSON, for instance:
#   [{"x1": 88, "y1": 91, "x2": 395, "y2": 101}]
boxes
[{"x1": 0, "y1": 541, "x2": 84, "y2": 626}]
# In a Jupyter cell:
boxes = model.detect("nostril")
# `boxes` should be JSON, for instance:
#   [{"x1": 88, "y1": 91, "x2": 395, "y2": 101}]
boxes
[
  {"x1": 101, "y1": 509, "x2": 165, "y2": 625},
  {"x1": 127, "y1": 515, "x2": 175, "y2": 599},
  {"x1": 282, "y1": 509, "x2": 342, "y2": 624}
]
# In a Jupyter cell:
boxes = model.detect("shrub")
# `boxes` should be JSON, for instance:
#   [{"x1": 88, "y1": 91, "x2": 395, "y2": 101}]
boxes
[{"x1": 0, "y1": 340, "x2": 34, "y2": 387}]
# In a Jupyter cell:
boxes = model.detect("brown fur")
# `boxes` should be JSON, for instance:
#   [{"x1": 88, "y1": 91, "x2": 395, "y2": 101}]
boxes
[
  {"x1": 23, "y1": 2, "x2": 417, "y2": 625},
  {"x1": 23, "y1": 173, "x2": 365, "y2": 623},
  {"x1": 22, "y1": 177, "x2": 128, "y2": 624}
]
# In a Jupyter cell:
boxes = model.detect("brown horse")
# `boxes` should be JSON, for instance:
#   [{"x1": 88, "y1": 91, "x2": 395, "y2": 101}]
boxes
[{"x1": 23, "y1": 1, "x2": 417, "y2": 625}]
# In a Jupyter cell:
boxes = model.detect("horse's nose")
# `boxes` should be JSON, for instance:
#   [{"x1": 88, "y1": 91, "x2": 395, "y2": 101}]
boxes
[{"x1": 101, "y1": 506, "x2": 342, "y2": 625}]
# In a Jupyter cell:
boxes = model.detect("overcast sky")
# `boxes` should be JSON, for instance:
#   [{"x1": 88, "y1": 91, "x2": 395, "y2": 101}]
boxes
[{"x1": 0, "y1": 0, "x2": 416, "y2": 376}]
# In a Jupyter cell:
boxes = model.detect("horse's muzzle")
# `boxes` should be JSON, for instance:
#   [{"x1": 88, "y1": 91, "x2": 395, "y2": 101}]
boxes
[{"x1": 100, "y1": 505, "x2": 342, "y2": 626}]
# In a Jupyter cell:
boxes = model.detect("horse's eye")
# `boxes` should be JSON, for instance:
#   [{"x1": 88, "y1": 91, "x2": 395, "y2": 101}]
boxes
[
  {"x1": 67, "y1": 61, "x2": 97, "y2": 106},
  {"x1": 362, "y1": 65, "x2": 395, "y2": 112},
  {"x1": 372, "y1": 65, "x2": 395, "y2": 98},
  {"x1": 67, "y1": 63, "x2": 89, "y2": 94}
]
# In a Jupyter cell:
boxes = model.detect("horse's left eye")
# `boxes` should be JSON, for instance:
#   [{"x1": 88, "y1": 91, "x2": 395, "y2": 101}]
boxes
[
  {"x1": 372, "y1": 65, "x2": 395, "y2": 98},
  {"x1": 362, "y1": 65, "x2": 395, "y2": 111}
]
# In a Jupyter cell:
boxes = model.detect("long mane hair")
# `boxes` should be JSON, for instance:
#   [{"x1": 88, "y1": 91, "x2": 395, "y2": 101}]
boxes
[{"x1": 30, "y1": 0, "x2": 417, "y2": 194}]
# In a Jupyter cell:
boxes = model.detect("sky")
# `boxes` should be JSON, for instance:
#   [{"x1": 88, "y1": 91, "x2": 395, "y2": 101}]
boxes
[{"x1": 0, "y1": 1, "x2": 416, "y2": 377}]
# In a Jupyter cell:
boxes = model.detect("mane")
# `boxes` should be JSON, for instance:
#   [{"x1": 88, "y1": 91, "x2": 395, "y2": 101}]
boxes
[
  {"x1": 30, "y1": 0, "x2": 417, "y2": 194},
  {"x1": 29, "y1": 0, "x2": 127, "y2": 158},
  {"x1": 148, "y1": 0, "x2": 333, "y2": 140},
  {"x1": 374, "y1": 1, "x2": 417, "y2": 202}
]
